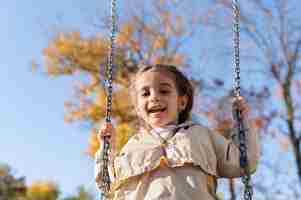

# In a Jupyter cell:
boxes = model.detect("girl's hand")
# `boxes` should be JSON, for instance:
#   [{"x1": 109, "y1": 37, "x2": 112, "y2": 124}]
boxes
[
  {"x1": 97, "y1": 123, "x2": 116, "y2": 159},
  {"x1": 232, "y1": 96, "x2": 250, "y2": 121}
]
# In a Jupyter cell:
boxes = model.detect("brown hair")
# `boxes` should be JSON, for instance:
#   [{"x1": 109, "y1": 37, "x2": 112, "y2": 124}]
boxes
[{"x1": 130, "y1": 64, "x2": 194, "y2": 124}]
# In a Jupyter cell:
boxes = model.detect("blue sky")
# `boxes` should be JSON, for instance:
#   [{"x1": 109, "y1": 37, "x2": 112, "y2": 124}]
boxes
[{"x1": 0, "y1": 0, "x2": 107, "y2": 197}]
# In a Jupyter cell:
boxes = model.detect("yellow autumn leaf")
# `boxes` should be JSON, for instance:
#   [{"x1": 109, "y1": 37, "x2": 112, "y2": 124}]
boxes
[
  {"x1": 87, "y1": 129, "x2": 100, "y2": 157},
  {"x1": 27, "y1": 181, "x2": 59, "y2": 200}
]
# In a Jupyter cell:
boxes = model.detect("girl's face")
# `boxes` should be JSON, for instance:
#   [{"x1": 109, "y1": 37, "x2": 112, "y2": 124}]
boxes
[{"x1": 134, "y1": 70, "x2": 187, "y2": 128}]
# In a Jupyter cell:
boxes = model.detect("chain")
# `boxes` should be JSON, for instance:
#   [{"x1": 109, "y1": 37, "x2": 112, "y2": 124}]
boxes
[
  {"x1": 106, "y1": 0, "x2": 117, "y2": 123},
  {"x1": 234, "y1": 106, "x2": 253, "y2": 200},
  {"x1": 98, "y1": 0, "x2": 117, "y2": 199},
  {"x1": 233, "y1": 0, "x2": 240, "y2": 98},
  {"x1": 232, "y1": 1, "x2": 253, "y2": 200}
]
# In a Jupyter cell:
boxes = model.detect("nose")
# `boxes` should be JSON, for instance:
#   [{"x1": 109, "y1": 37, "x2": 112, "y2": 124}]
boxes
[{"x1": 149, "y1": 90, "x2": 160, "y2": 102}]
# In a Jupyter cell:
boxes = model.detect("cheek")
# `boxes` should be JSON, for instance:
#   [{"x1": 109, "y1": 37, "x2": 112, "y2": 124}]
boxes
[{"x1": 136, "y1": 99, "x2": 146, "y2": 113}]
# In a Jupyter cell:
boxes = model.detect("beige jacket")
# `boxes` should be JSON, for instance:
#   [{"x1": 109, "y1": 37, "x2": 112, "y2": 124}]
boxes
[{"x1": 95, "y1": 122, "x2": 260, "y2": 200}]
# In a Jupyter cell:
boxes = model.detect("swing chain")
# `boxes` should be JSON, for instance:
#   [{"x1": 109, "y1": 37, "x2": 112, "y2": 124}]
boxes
[
  {"x1": 233, "y1": 1, "x2": 253, "y2": 200},
  {"x1": 99, "y1": 0, "x2": 117, "y2": 198},
  {"x1": 106, "y1": 0, "x2": 117, "y2": 123},
  {"x1": 242, "y1": 174, "x2": 253, "y2": 200},
  {"x1": 235, "y1": 107, "x2": 253, "y2": 200},
  {"x1": 233, "y1": 0, "x2": 240, "y2": 98}
]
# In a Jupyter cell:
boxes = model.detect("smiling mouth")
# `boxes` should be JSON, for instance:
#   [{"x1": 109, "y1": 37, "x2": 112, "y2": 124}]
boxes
[{"x1": 148, "y1": 107, "x2": 166, "y2": 114}]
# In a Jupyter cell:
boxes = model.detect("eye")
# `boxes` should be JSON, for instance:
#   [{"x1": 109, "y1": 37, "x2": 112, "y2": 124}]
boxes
[
  {"x1": 160, "y1": 89, "x2": 170, "y2": 94},
  {"x1": 140, "y1": 91, "x2": 150, "y2": 97}
]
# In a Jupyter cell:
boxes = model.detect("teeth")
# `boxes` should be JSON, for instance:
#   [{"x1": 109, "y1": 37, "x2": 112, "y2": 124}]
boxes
[{"x1": 148, "y1": 108, "x2": 165, "y2": 113}]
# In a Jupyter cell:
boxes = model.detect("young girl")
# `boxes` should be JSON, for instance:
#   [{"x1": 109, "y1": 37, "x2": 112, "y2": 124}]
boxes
[{"x1": 95, "y1": 64, "x2": 260, "y2": 200}]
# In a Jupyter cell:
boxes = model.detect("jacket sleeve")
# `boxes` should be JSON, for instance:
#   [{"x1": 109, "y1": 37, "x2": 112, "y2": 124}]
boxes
[
  {"x1": 209, "y1": 119, "x2": 260, "y2": 178},
  {"x1": 94, "y1": 141, "x2": 116, "y2": 190}
]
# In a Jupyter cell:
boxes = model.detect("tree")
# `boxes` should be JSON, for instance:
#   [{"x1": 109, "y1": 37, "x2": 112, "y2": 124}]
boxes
[
  {"x1": 0, "y1": 163, "x2": 97, "y2": 200},
  {"x1": 26, "y1": 181, "x2": 60, "y2": 200},
  {"x1": 0, "y1": 164, "x2": 26, "y2": 200},
  {"x1": 202, "y1": 0, "x2": 301, "y2": 198}
]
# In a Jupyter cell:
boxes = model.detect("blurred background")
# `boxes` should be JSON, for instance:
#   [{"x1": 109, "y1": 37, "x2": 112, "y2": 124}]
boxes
[{"x1": 1, "y1": 0, "x2": 301, "y2": 199}]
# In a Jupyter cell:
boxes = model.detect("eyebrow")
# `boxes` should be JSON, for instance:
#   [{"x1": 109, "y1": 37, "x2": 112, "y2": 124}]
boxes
[
  {"x1": 158, "y1": 82, "x2": 173, "y2": 88},
  {"x1": 138, "y1": 82, "x2": 173, "y2": 91}
]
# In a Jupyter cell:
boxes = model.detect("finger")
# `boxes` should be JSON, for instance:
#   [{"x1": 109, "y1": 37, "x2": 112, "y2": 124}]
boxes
[
  {"x1": 96, "y1": 132, "x2": 107, "y2": 143},
  {"x1": 98, "y1": 129, "x2": 111, "y2": 139},
  {"x1": 233, "y1": 97, "x2": 248, "y2": 109},
  {"x1": 104, "y1": 123, "x2": 113, "y2": 130},
  {"x1": 100, "y1": 130, "x2": 112, "y2": 137},
  {"x1": 236, "y1": 95, "x2": 244, "y2": 101},
  {"x1": 238, "y1": 104, "x2": 250, "y2": 119},
  {"x1": 103, "y1": 123, "x2": 113, "y2": 131},
  {"x1": 233, "y1": 96, "x2": 245, "y2": 105}
]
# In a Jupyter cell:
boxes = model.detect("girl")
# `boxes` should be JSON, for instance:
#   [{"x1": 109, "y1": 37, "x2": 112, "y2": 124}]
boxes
[{"x1": 95, "y1": 64, "x2": 260, "y2": 200}]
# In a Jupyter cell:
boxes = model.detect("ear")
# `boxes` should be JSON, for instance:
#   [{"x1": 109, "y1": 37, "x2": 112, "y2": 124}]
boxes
[{"x1": 178, "y1": 95, "x2": 188, "y2": 111}]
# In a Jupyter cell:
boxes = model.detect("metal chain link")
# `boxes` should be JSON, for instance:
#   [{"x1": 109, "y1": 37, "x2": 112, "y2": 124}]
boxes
[
  {"x1": 233, "y1": 0, "x2": 241, "y2": 98},
  {"x1": 106, "y1": 0, "x2": 117, "y2": 124},
  {"x1": 232, "y1": 1, "x2": 253, "y2": 200},
  {"x1": 98, "y1": 0, "x2": 117, "y2": 199}
]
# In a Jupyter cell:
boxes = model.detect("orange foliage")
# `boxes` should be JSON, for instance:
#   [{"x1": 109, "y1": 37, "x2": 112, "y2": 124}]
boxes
[
  {"x1": 27, "y1": 181, "x2": 59, "y2": 200},
  {"x1": 117, "y1": 23, "x2": 134, "y2": 46},
  {"x1": 87, "y1": 129, "x2": 100, "y2": 157},
  {"x1": 28, "y1": 181, "x2": 58, "y2": 193},
  {"x1": 43, "y1": 32, "x2": 108, "y2": 76}
]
